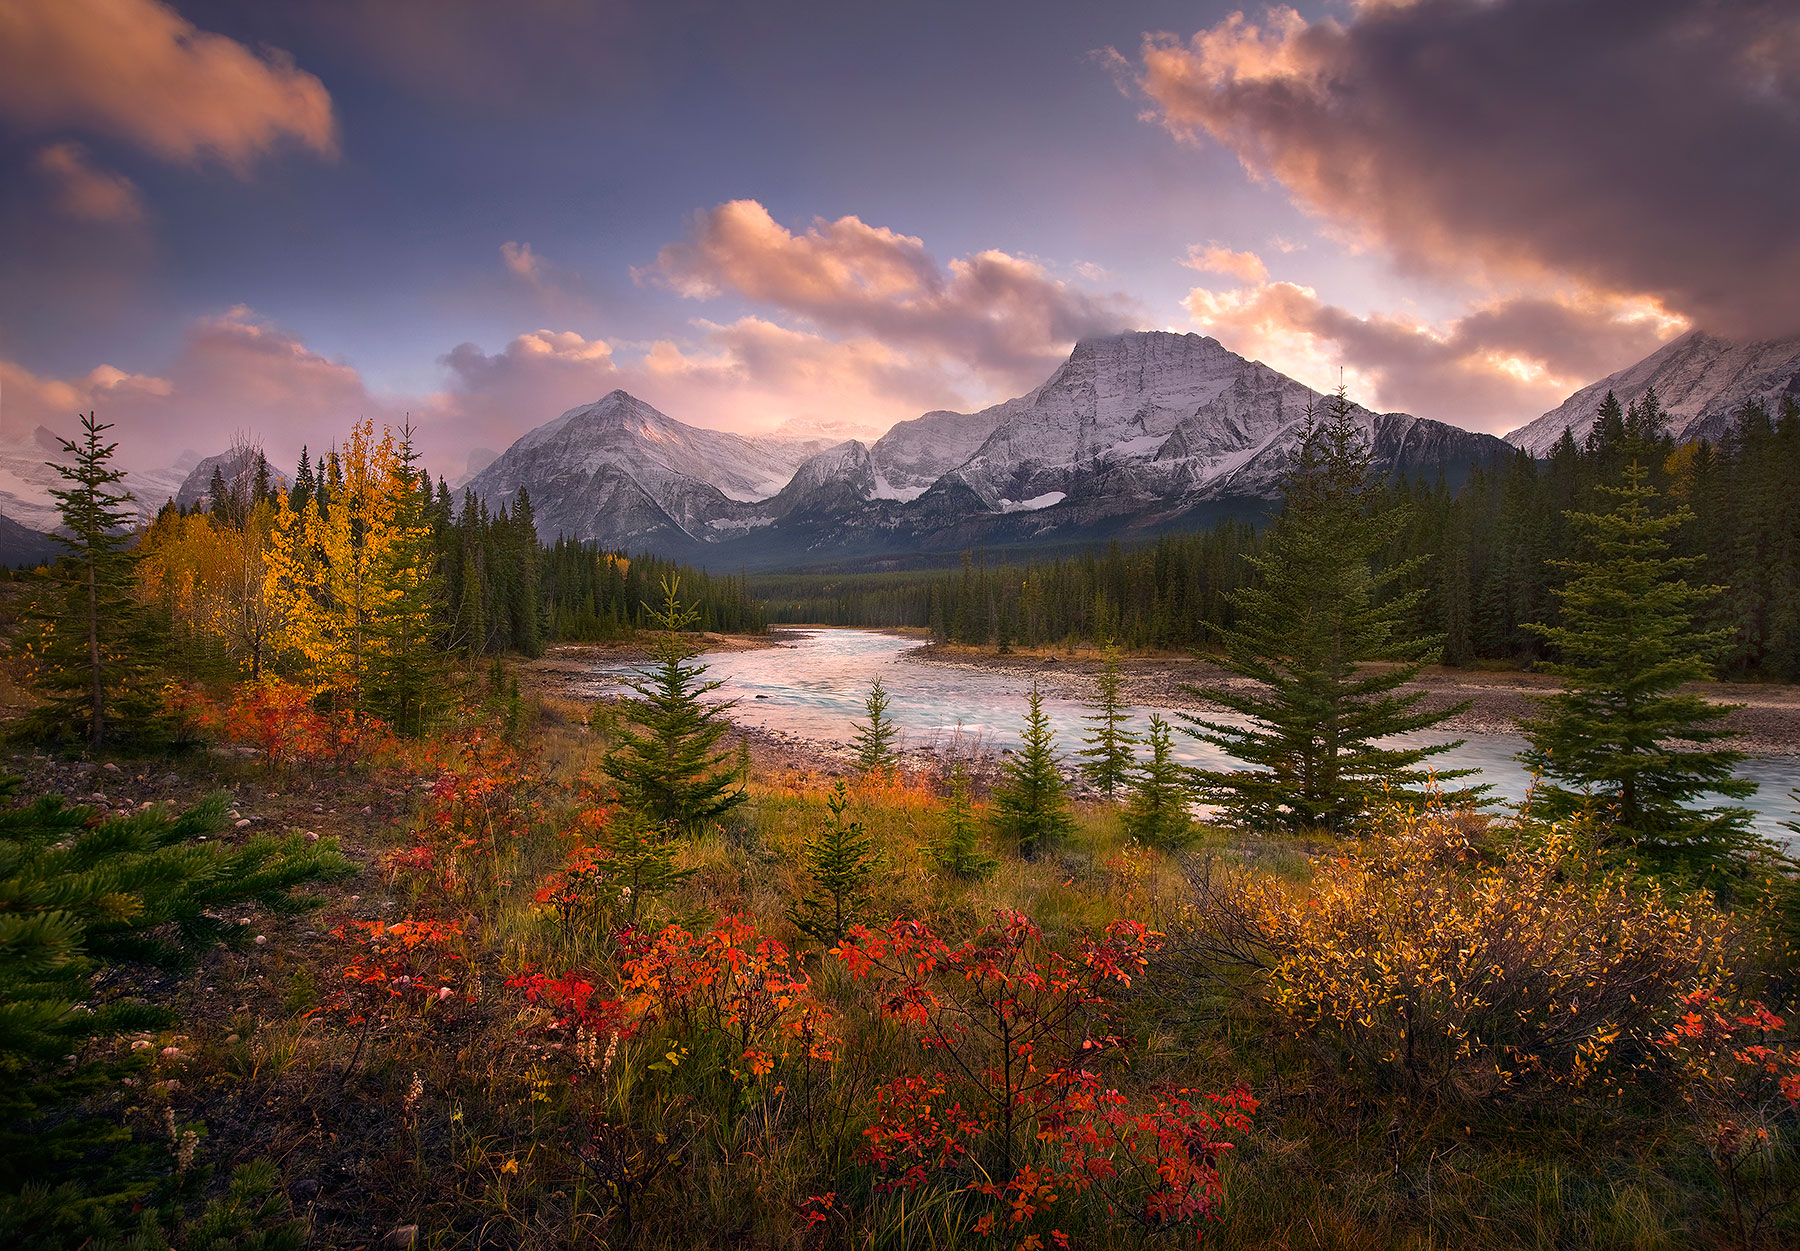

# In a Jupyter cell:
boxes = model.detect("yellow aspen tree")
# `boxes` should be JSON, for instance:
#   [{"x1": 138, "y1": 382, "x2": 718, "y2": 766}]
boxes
[{"x1": 264, "y1": 421, "x2": 406, "y2": 711}]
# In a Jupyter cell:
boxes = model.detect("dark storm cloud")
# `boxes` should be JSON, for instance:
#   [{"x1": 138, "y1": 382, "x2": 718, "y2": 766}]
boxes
[{"x1": 1131, "y1": 0, "x2": 1800, "y2": 336}]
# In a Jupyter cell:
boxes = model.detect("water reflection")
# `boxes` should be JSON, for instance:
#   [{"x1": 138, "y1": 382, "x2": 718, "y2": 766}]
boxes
[{"x1": 599, "y1": 628, "x2": 1800, "y2": 843}]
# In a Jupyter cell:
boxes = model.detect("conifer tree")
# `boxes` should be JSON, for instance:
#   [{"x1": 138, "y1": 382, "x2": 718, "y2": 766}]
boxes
[
  {"x1": 991, "y1": 681, "x2": 1073, "y2": 858},
  {"x1": 786, "y1": 780, "x2": 881, "y2": 944},
  {"x1": 365, "y1": 422, "x2": 452, "y2": 735},
  {"x1": 1121, "y1": 714, "x2": 1196, "y2": 848},
  {"x1": 590, "y1": 810, "x2": 694, "y2": 925},
  {"x1": 1180, "y1": 393, "x2": 1475, "y2": 833},
  {"x1": 1519, "y1": 461, "x2": 1761, "y2": 876},
  {"x1": 602, "y1": 577, "x2": 747, "y2": 829},
  {"x1": 21, "y1": 414, "x2": 162, "y2": 749},
  {"x1": 0, "y1": 778, "x2": 350, "y2": 1230},
  {"x1": 926, "y1": 763, "x2": 998, "y2": 880},
  {"x1": 850, "y1": 675, "x2": 901, "y2": 774},
  {"x1": 1078, "y1": 643, "x2": 1136, "y2": 796}
]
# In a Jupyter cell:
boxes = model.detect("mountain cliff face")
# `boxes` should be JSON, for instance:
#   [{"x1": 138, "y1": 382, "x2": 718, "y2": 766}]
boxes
[
  {"x1": 0, "y1": 424, "x2": 199, "y2": 537},
  {"x1": 467, "y1": 332, "x2": 1514, "y2": 567},
  {"x1": 465, "y1": 390, "x2": 830, "y2": 544},
  {"x1": 1506, "y1": 330, "x2": 1800, "y2": 455}
]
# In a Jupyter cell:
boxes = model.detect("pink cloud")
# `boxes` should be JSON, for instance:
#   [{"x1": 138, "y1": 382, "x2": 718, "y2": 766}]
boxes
[
  {"x1": 1185, "y1": 279, "x2": 1683, "y2": 431},
  {"x1": 1127, "y1": 1, "x2": 1800, "y2": 336},
  {"x1": 0, "y1": 0, "x2": 336, "y2": 171},
  {"x1": 638, "y1": 199, "x2": 1141, "y2": 390},
  {"x1": 32, "y1": 142, "x2": 145, "y2": 223},
  {"x1": 1183, "y1": 243, "x2": 1268, "y2": 284}
]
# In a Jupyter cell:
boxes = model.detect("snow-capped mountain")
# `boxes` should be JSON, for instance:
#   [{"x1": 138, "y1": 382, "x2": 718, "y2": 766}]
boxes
[
  {"x1": 465, "y1": 390, "x2": 833, "y2": 545},
  {"x1": 173, "y1": 445, "x2": 286, "y2": 512},
  {"x1": 469, "y1": 332, "x2": 1512, "y2": 567},
  {"x1": 1506, "y1": 330, "x2": 1800, "y2": 456},
  {"x1": 0, "y1": 424, "x2": 199, "y2": 534}
]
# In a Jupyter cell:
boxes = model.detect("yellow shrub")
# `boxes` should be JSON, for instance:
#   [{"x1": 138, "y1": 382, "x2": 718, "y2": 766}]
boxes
[{"x1": 1176, "y1": 807, "x2": 1739, "y2": 1103}]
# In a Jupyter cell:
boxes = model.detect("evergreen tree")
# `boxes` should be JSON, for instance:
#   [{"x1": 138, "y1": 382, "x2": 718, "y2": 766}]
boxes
[
  {"x1": 21, "y1": 414, "x2": 162, "y2": 749},
  {"x1": 991, "y1": 681, "x2": 1074, "y2": 858},
  {"x1": 1180, "y1": 394, "x2": 1475, "y2": 833},
  {"x1": 602, "y1": 578, "x2": 747, "y2": 829},
  {"x1": 0, "y1": 778, "x2": 350, "y2": 1233},
  {"x1": 849, "y1": 675, "x2": 901, "y2": 774},
  {"x1": 288, "y1": 446, "x2": 314, "y2": 514},
  {"x1": 1120, "y1": 714, "x2": 1196, "y2": 849},
  {"x1": 590, "y1": 810, "x2": 695, "y2": 925},
  {"x1": 1519, "y1": 462, "x2": 1761, "y2": 877},
  {"x1": 926, "y1": 763, "x2": 997, "y2": 880},
  {"x1": 364, "y1": 422, "x2": 452, "y2": 735},
  {"x1": 786, "y1": 781, "x2": 881, "y2": 944},
  {"x1": 1078, "y1": 643, "x2": 1136, "y2": 796}
]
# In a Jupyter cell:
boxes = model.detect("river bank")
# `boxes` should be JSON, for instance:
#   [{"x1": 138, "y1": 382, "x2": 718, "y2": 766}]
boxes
[{"x1": 906, "y1": 642, "x2": 1800, "y2": 758}]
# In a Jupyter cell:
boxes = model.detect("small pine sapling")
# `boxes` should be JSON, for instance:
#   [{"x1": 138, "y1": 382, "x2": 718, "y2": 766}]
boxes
[
  {"x1": 850, "y1": 675, "x2": 902, "y2": 775},
  {"x1": 927, "y1": 764, "x2": 998, "y2": 880},
  {"x1": 786, "y1": 781, "x2": 881, "y2": 945},
  {"x1": 1121, "y1": 714, "x2": 1197, "y2": 848},
  {"x1": 1078, "y1": 643, "x2": 1137, "y2": 797},
  {"x1": 991, "y1": 681, "x2": 1074, "y2": 859}
]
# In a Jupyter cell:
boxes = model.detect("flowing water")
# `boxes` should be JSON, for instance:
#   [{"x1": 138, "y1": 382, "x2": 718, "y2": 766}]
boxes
[{"x1": 602, "y1": 627, "x2": 1800, "y2": 843}]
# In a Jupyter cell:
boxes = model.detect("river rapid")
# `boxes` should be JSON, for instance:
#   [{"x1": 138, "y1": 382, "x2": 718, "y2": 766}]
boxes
[{"x1": 602, "y1": 627, "x2": 1800, "y2": 844}]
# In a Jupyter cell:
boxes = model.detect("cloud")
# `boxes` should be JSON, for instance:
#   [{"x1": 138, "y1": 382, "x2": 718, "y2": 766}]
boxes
[
  {"x1": 0, "y1": 307, "x2": 386, "y2": 474},
  {"x1": 638, "y1": 199, "x2": 1141, "y2": 390},
  {"x1": 1183, "y1": 243, "x2": 1268, "y2": 284},
  {"x1": 1127, "y1": 0, "x2": 1800, "y2": 336},
  {"x1": 1184, "y1": 280, "x2": 1684, "y2": 431},
  {"x1": 32, "y1": 142, "x2": 145, "y2": 224},
  {"x1": 500, "y1": 241, "x2": 546, "y2": 287},
  {"x1": 0, "y1": 0, "x2": 336, "y2": 171},
  {"x1": 438, "y1": 319, "x2": 962, "y2": 449}
]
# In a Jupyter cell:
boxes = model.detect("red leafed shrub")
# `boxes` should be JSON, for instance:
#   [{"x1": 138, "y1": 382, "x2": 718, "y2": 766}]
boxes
[
  {"x1": 211, "y1": 679, "x2": 396, "y2": 771},
  {"x1": 621, "y1": 915, "x2": 837, "y2": 1081},
  {"x1": 509, "y1": 968, "x2": 627, "y2": 1037},
  {"x1": 1657, "y1": 988, "x2": 1800, "y2": 1246},
  {"x1": 840, "y1": 911, "x2": 1255, "y2": 1240},
  {"x1": 329, "y1": 917, "x2": 466, "y2": 1024}
]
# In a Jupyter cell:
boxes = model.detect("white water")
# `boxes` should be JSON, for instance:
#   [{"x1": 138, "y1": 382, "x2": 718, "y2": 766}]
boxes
[{"x1": 603, "y1": 628, "x2": 1800, "y2": 843}]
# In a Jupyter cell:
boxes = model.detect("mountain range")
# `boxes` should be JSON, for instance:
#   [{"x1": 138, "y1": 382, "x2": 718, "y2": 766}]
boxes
[
  {"x1": 6, "y1": 326, "x2": 1797, "y2": 571},
  {"x1": 468, "y1": 331, "x2": 1511, "y2": 569}
]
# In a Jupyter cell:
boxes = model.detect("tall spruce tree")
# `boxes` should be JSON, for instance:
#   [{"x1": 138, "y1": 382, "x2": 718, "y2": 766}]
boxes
[
  {"x1": 22, "y1": 414, "x2": 162, "y2": 749},
  {"x1": 602, "y1": 578, "x2": 747, "y2": 829},
  {"x1": 365, "y1": 423, "x2": 452, "y2": 735},
  {"x1": 786, "y1": 781, "x2": 881, "y2": 944},
  {"x1": 1078, "y1": 643, "x2": 1136, "y2": 796},
  {"x1": 1519, "y1": 461, "x2": 1761, "y2": 876},
  {"x1": 850, "y1": 675, "x2": 901, "y2": 774},
  {"x1": 1180, "y1": 393, "x2": 1475, "y2": 832},
  {"x1": 1121, "y1": 714, "x2": 1196, "y2": 848},
  {"x1": 991, "y1": 681, "x2": 1074, "y2": 858}
]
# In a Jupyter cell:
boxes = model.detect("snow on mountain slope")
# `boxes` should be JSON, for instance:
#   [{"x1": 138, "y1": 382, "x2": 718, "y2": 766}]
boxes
[
  {"x1": 466, "y1": 390, "x2": 830, "y2": 544},
  {"x1": 946, "y1": 332, "x2": 1255, "y2": 508},
  {"x1": 1506, "y1": 330, "x2": 1800, "y2": 455},
  {"x1": 0, "y1": 425, "x2": 198, "y2": 532},
  {"x1": 868, "y1": 409, "x2": 1005, "y2": 500}
]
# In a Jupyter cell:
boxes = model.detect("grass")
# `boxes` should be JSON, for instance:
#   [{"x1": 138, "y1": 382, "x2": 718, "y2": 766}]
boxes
[{"x1": 7, "y1": 673, "x2": 1797, "y2": 1249}]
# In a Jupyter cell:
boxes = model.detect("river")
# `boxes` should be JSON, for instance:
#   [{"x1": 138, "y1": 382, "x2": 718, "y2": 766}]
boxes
[{"x1": 604, "y1": 627, "x2": 1800, "y2": 843}]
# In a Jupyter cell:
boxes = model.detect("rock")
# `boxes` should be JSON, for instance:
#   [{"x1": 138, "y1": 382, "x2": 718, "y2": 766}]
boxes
[
  {"x1": 103, "y1": 762, "x2": 120, "y2": 772},
  {"x1": 291, "y1": 1178, "x2": 319, "y2": 1200},
  {"x1": 235, "y1": 818, "x2": 252, "y2": 828},
  {"x1": 383, "y1": 1225, "x2": 418, "y2": 1248},
  {"x1": 254, "y1": 935, "x2": 267, "y2": 946}
]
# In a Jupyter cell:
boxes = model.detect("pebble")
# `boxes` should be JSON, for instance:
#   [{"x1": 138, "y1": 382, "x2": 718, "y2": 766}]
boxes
[
  {"x1": 384, "y1": 1226, "x2": 418, "y2": 1248},
  {"x1": 235, "y1": 818, "x2": 252, "y2": 828},
  {"x1": 254, "y1": 935, "x2": 268, "y2": 946}
]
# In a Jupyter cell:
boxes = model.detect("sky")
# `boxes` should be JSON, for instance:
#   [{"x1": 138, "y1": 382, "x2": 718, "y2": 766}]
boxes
[{"x1": 0, "y1": 0, "x2": 1794, "y2": 479}]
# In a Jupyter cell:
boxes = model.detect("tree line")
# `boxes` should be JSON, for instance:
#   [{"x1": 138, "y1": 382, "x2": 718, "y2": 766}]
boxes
[
  {"x1": 20, "y1": 415, "x2": 763, "y2": 748},
  {"x1": 760, "y1": 391, "x2": 1800, "y2": 680}
]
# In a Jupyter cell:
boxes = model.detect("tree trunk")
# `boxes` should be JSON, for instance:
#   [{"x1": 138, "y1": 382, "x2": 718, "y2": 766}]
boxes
[{"x1": 86, "y1": 556, "x2": 104, "y2": 748}]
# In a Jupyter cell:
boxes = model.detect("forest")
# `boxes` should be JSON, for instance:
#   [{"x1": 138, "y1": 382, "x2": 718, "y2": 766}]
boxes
[
  {"x1": 1, "y1": 397, "x2": 1798, "y2": 1250},
  {"x1": 760, "y1": 391, "x2": 1800, "y2": 681}
]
